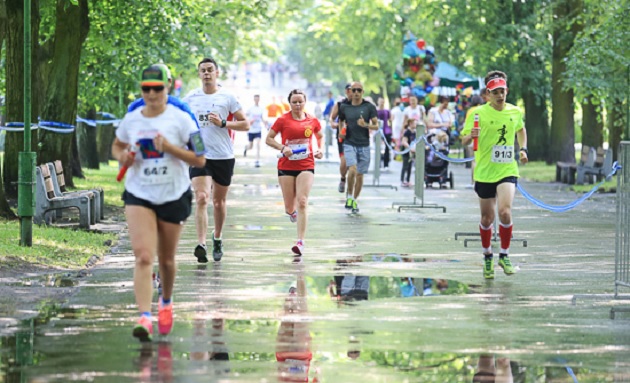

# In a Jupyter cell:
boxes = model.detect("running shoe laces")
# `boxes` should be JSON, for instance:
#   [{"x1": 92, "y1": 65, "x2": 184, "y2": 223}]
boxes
[
  {"x1": 483, "y1": 255, "x2": 495, "y2": 279},
  {"x1": 212, "y1": 235, "x2": 223, "y2": 262},
  {"x1": 498, "y1": 255, "x2": 516, "y2": 275}
]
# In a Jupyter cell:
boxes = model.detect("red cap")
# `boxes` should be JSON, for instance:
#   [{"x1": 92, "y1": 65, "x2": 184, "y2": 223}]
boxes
[{"x1": 486, "y1": 77, "x2": 507, "y2": 91}]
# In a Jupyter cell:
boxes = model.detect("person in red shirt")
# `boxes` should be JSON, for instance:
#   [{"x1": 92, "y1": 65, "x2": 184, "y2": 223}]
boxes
[{"x1": 266, "y1": 89, "x2": 323, "y2": 256}]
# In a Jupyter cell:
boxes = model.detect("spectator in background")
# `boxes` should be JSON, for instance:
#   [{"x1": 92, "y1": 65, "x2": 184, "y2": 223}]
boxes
[
  {"x1": 322, "y1": 91, "x2": 335, "y2": 120},
  {"x1": 462, "y1": 91, "x2": 486, "y2": 188},
  {"x1": 266, "y1": 96, "x2": 284, "y2": 128},
  {"x1": 427, "y1": 95, "x2": 454, "y2": 144},
  {"x1": 402, "y1": 95, "x2": 426, "y2": 133},
  {"x1": 376, "y1": 97, "x2": 392, "y2": 170},
  {"x1": 390, "y1": 97, "x2": 405, "y2": 151},
  {"x1": 400, "y1": 118, "x2": 417, "y2": 187}
]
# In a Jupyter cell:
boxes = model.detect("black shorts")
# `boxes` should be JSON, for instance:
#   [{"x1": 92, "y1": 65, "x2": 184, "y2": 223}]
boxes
[
  {"x1": 248, "y1": 132, "x2": 262, "y2": 142},
  {"x1": 337, "y1": 139, "x2": 345, "y2": 156},
  {"x1": 475, "y1": 176, "x2": 518, "y2": 199},
  {"x1": 278, "y1": 169, "x2": 315, "y2": 177},
  {"x1": 189, "y1": 158, "x2": 235, "y2": 187},
  {"x1": 122, "y1": 189, "x2": 192, "y2": 224}
]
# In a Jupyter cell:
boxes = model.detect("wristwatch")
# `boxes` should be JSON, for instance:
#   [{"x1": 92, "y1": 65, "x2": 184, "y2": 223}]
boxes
[
  {"x1": 221, "y1": 119, "x2": 227, "y2": 128},
  {"x1": 520, "y1": 147, "x2": 528, "y2": 155}
]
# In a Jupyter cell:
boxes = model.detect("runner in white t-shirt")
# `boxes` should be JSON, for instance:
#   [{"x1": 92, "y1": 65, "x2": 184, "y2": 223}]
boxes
[
  {"x1": 183, "y1": 57, "x2": 250, "y2": 263},
  {"x1": 112, "y1": 64, "x2": 206, "y2": 342},
  {"x1": 244, "y1": 94, "x2": 266, "y2": 167}
]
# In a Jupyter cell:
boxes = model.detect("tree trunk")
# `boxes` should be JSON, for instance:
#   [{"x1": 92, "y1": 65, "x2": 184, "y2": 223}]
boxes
[
  {"x1": 37, "y1": 0, "x2": 89, "y2": 188},
  {"x1": 608, "y1": 97, "x2": 625, "y2": 161},
  {"x1": 96, "y1": 120, "x2": 116, "y2": 163},
  {"x1": 3, "y1": 0, "x2": 40, "y2": 198},
  {"x1": 549, "y1": 0, "x2": 581, "y2": 163},
  {"x1": 522, "y1": 87, "x2": 550, "y2": 162},
  {"x1": 580, "y1": 95, "x2": 603, "y2": 149},
  {"x1": 76, "y1": 109, "x2": 99, "y2": 169}
]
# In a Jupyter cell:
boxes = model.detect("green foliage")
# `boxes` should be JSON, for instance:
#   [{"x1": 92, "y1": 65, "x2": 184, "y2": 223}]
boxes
[
  {"x1": 565, "y1": 0, "x2": 630, "y2": 101},
  {"x1": 0, "y1": 220, "x2": 116, "y2": 268},
  {"x1": 79, "y1": 0, "x2": 278, "y2": 115}
]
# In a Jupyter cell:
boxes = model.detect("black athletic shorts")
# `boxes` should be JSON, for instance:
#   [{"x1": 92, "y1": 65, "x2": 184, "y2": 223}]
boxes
[
  {"x1": 337, "y1": 138, "x2": 345, "y2": 156},
  {"x1": 122, "y1": 188, "x2": 192, "y2": 224},
  {"x1": 474, "y1": 176, "x2": 518, "y2": 199},
  {"x1": 189, "y1": 158, "x2": 235, "y2": 187},
  {"x1": 278, "y1": 169, "x2": 315, "y2": 177}
]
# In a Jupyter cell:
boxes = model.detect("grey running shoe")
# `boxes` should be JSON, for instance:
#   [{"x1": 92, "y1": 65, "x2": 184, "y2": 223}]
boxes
[
  {"x1": 338, "y1": 179, "x2": 346, "y2": 193},
  {"x1": 212, "y1": 235, "x2": 223, "y2": 262}
]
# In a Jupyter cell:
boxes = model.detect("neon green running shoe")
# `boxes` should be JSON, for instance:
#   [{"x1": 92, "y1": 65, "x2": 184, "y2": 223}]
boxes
[
  {"x1": 498, "y1": 255, "x2": 516, "y2": 275},
  {"x1": 345, "y1": 197, "x2": 353, "y2": 209},
  {"x1": 483, "y1": 256, "x2": 494, "y2": 279}
]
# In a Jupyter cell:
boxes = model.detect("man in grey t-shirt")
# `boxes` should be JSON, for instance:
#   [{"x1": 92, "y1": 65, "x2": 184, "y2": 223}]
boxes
[{"x1": 338, "y1": 81, "x2": 378, "y2": 213}]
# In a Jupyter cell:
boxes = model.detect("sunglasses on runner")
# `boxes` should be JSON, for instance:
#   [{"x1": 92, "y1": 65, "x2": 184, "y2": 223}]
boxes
[
  {"x1": 351, "y1": 88, "x2": 363, "y2": 93},
  {"x1": 141, "y1": 85, "x2": 165, "y2": 93}
]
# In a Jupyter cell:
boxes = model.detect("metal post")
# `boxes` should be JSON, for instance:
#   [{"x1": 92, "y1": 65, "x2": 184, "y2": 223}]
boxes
[
  {"x1": 364, "y1": 125, "x2": 396, "y2": 190},
  {"x1": 392, "y1": 140, "x2": 446, "y2": 212},
  {"x1": 572, "y1": 142, "x2": 630, "y2": 317},
  {"x1": 19, "y1": 0, "x2": 35, "y2": 247},
  {"x1": 324, "y1": 121, "x2": 332, "y2": 160}
]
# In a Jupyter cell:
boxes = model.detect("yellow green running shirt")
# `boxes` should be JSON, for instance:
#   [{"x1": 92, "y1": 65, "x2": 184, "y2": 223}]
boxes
[{"x1": 461, "y1": 103, "x2": 524, "y2": 183}]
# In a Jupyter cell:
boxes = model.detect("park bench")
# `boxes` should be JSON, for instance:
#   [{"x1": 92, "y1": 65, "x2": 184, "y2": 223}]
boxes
[
  {"x1": 34, "y1": 164, "x2": 91, "y2": 229},
  {"x1": 556, "y1": 162, "x2": 576, "y2": 184},
  {"x1": 50, "y1": 160, "x2": 104, "y2": 221},
  {"x1": 576, "y1": 146, "x2": 613, "y2": 185},
  {"x1": 46, "y1": 162, "x2": 102, "y2": 223}
]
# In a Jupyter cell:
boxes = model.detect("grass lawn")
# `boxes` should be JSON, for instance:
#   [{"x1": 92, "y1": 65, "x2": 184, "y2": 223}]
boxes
[
  {"x1": 519, "y1": 160, "x2": 616, "y2": 193},
  {"x1": 0, "y1": 222, "x2": 116, "y2": 269},
  {"x1": 0, "y1": 161, "x2": 122, "y2": 270}
]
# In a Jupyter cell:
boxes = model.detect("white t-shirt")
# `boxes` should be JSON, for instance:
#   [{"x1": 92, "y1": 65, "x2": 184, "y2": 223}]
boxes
[
  {"x1": 403, "y1": 105, "x2": 426, "y2": 123},
  {"x1": 247, "y1": 105, "x2": 265, "y2": 134},
  {"x1": 428, "y1": 107, "x2": 452, "y2": 129},
  {"x1": 391, "y1": 105, "x2": 405, "y2": 139},
  {"x1": 116, "y1": 105, "x2": 198, "y2": 205},
  {"x1": 183, "y1": 87, "x2": 242, "y2": 159}
]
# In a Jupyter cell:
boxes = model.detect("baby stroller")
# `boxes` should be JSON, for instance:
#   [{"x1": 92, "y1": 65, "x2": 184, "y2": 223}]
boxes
[{"x1": 424, "y1": 131, "x2": 454, "y2": 189}]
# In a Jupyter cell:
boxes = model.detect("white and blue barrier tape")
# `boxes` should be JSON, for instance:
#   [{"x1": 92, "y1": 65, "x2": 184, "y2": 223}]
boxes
[
  {"x1": 2, "y1": 121, "x2": 75, "y2": 134},
  {"x1": 1, "y1": 114, "x2": 120, "y2": 133},
  {"x1": 378, "y1": 129, "x2": 422, "y2": 156},
  {"x1": 421, "y1": 135, "x2": 475, "y2": 163},
  {"x1": 517, "y1": 162, "x2": 621, "y2": 213}
]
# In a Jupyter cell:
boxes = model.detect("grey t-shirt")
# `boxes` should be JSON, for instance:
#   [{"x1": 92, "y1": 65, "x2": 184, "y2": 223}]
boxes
[{"x1": 339, "y1": 101, "x2": 377, "y2": 147}]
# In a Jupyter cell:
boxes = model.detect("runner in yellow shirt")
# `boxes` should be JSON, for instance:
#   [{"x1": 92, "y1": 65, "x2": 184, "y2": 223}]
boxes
[{"x1": 461, "y1": 70, "x2": 528, "y2": 279}]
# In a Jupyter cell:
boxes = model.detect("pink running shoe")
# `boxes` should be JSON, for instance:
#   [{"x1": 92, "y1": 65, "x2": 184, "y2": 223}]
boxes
[
  {"x1": 158, "y1": 298, "x2": 174, "y2": 336},
  {"x1": 287, "y1": 210, "x2": 298, "y2": 223},
  {"x1": 133, "y1": 315, "x2": 153, "y2": 342},
  {"x1": 292, "y1": 240, "x2": 304, "y2": 256}
]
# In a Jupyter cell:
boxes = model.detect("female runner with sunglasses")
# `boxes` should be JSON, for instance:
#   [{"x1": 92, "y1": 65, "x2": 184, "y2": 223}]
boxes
[
  {"x1": 266, "y1": 89, "x2": 323, "y2": 256},
  {"x1": 112, "y1": 64, "x2": 206, "y2": 341}
]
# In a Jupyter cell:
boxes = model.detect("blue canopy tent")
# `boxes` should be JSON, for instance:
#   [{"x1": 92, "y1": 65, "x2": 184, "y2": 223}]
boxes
[{"x1": 433, "y1": 62, "x2": 483, "y2": 96}]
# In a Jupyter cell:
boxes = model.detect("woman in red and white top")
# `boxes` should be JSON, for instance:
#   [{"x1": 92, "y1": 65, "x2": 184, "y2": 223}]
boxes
[{"x1": 266, "y1": 89, "x2": 323, "y2": 256}]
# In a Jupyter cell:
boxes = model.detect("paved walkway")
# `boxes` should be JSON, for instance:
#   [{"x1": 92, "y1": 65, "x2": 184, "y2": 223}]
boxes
[
  {"x1": 1, "y1": 142, "x2": 629, "y2": 382},
  {"x1": 1, "y1": 67, "x2": 629, "y2": 381}
]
